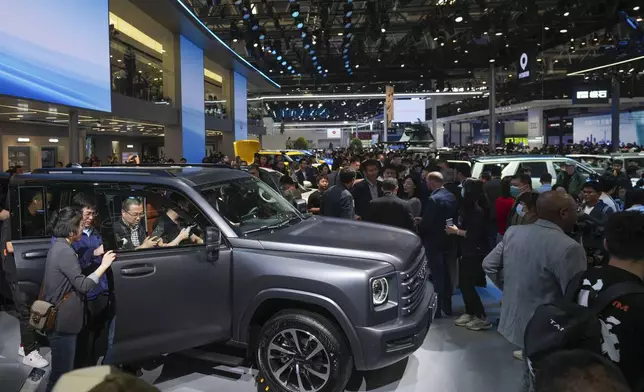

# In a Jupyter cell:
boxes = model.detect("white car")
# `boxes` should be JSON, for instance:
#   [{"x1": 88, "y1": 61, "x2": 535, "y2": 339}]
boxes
[{"x1": 471, "y1": 155, "x2": 598, "y2": 189}]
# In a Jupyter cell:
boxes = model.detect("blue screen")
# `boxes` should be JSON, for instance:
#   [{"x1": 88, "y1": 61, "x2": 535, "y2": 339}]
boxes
[
  {"x1": 179, "y1": 36, "x2": 205, "y2": 162},
  {"x1": 0, "y1": 0, "x2": 112, "y2": 112}
]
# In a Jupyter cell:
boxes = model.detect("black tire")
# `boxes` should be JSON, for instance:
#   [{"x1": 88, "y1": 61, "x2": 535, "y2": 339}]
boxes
[{"x1": 256, "y1": 310, "x2": 353, "y2": 392}]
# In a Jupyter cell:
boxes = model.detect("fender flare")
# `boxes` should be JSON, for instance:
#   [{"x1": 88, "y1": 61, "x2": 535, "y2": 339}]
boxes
[{"x1": 236, "y1": 288, "x2": 365, "y2": 369}]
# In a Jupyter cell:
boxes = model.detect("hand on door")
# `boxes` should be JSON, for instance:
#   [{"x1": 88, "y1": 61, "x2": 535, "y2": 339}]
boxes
[{"x1": 101, "y1": 251, "x2": 116, "y2": 268}]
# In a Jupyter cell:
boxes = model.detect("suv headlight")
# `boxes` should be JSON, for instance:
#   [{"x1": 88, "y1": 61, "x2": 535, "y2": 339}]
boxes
[{"x1": 372, "y1": 277, "x2": 389, "y2": 306}]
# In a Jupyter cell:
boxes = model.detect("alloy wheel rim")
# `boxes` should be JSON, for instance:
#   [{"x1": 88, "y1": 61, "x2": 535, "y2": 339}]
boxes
[{"x1": 265, "y1": 328, "x2": 331, "y2": 392}]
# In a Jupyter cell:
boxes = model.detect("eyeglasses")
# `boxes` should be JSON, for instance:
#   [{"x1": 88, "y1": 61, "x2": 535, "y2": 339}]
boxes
[{"x1": 124, "y1": 210, "x2": 144, "y2": 219}]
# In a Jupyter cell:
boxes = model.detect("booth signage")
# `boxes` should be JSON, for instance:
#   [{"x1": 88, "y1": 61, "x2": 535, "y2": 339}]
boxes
[
  {"x1": 518, "y1": 53, "x2": 532, "y2": 81},
  {"x1": 572, "y1": 86, "x2": 609, "y2": 104}
]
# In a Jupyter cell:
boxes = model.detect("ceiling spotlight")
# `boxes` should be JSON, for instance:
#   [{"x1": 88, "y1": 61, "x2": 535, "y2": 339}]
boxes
[
  {"x1": 233, "y1": 38, "x2": 238, "y2": 43},
  {"x1": 259, "y1": 33, "x2": 265, "y2": 40},
  {"x1": 291, "y1": 3, "x2": 300, "y2": 18},
  {"x1": 297, "y1": 22, "x2": 304, "y2": 29},
  {"x1": 242, "y1": 13, "x2": 250, "y2": 20},
  {"x1": 356, "y1": 64, "x2": 360, "y2": 68},
  {"x1": 455, "y1": 16, "x2": 463, "y2": 23},
  {"x1": 563, "y1": 11, "x2": 570, "y2": 16},
  {"x1": 559, "y1": 29, "x2": 568, "y2": 33},
  {"x1": 338, "y1": 32, "x2": 343, "y2": 36},
  {"x1": 401, "y1": 64, "x2": 405, "y2": 68},
  {"x1": 253, "y1": 42, "x2": 258, "y2": 47},
  {"x1": 378, "y1": 58, "x2": 381, "y2": 62},
  {"x1": 381, "y1": 28, "x2": 386, "y2": 33},
  {"x1": 317, "y1": 65, "x2": 322, "y2": 70},
  {"x1": 454, "y1": 60, "x2": 458, "y2": 64},
  {"x1": 301, "y1": 31, "x2": 307, "y2": 38},
  {"x1": 281, "y1": 61, "x2": 287, "y2": 65},
  {"x1": 312, "y1": 56, "x2": 318, "y2": 60},
  {"x1": 324, "y1": 69, "x2": 328, "y2": 72},
  {"x1": 277, "y1": 55, "x2": 283, "y2": 60},
  {"x1": 344, "y1": 3, "x2": 353, "y2": 17},
  {"x1": 544, "y1": 26, "x2": 550, "y2": 31},
  {"x1": 489, "y1": 59, "x2": 495, "y2": 63},
  {"x1": 495, "y1": 32, "x2": 503, "y2": 36}
]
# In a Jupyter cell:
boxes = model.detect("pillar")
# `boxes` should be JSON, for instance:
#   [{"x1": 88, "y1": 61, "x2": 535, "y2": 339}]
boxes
[
  {"x1": 432, "y1": 99, "x2": 441, "y2": 147},
  {"x1": 164, "y1": 35, "x2": 206, "y2": 162},
  {"x1": 489, "y1": 64, "x2": 496, "y2": 147},
  {"x1": 69, "y1": 110, "x2": 79, "y2": 164},
  {"x1": 232, "y1": 72, "x2": 248, "y2": 142},
  {"x1": 611, "y1": 74, "x2": 620, "y2": 152},
  {"x1": 528, "y1": 108, "x2": 545, "y2": 148},
  {"x1": 79, "y1": 129, "x2": 87, "y2": 162}
]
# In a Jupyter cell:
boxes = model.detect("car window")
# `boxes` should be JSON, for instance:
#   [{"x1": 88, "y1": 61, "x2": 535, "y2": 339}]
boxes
[
  {"x1": 198, "y1": 176, "x2": 301, "y2": 237},
  {"x1": 481, "y1": 163, "x2": 508, "y2": 175},
  {"x1": 17, "y1": 186, "x2": 68, "y2": 239},
  {"x1": 518, "y1": 162, "x2": 548, "y2": 178},
  {"x1": 100, "y1": 187, "x2": 206, "y2": 252}
]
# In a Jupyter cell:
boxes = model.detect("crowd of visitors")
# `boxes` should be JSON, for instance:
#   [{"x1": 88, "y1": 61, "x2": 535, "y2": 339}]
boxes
[{"x1": 3, "y1": 141, "x2": 644, "y2": 391}]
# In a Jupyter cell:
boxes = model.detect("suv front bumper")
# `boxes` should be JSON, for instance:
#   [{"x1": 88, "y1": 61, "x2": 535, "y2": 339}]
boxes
[{"x1": 354, "y1": 281, "x2": 437, "y2": 371}]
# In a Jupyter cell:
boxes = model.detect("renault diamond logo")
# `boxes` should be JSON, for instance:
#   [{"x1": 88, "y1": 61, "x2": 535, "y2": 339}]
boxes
[{"x1": 520, "y1": 53, "x2": 528, "y2": 70}]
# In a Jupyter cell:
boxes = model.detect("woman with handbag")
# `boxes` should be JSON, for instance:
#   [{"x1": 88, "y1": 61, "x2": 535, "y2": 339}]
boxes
[{"x1": 40, "y1": 207, "x2": 115, "y2": 392}]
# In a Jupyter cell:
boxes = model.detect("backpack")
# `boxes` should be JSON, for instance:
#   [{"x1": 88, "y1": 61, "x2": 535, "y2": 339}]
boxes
[{"x1": 524, "y1": 271, "x2": 644, "y2": 381}]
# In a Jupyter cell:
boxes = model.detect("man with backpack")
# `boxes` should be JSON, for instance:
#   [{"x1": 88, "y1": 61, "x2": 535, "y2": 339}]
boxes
[{"x1": 524, "y1": 211, "x2": 644, "y2": 391}]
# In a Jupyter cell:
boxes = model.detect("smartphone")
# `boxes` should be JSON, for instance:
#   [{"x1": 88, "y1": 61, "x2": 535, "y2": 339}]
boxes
[{"x1": 445, "y1": 218, "x2": 454, "y2": 227}]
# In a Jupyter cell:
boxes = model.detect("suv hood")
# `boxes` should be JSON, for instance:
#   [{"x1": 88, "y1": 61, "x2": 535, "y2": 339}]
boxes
[{"x1": 257, "y1": 216, "x2": 422, "y2": 270}]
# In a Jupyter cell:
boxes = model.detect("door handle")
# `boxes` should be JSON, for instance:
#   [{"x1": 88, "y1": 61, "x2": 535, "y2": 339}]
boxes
[{"x1": 121, "y1": 264, "x2": 155, "y2": 277}]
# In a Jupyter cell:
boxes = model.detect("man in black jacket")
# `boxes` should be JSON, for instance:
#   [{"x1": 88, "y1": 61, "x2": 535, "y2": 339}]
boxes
[
  {"x1": 352, "y1": 159, "x2": 383, "y2": 220},
  {"x1": 295, "y1": 158, "x2": 318, "y2": 186},
  {"x1": 418, "y1": 172, "x2": 458, "y2": 317},
  {"x1": 364, "y1": 178, "x2": 415, "y2": 231},
  {"x1": 320, "y1": 168, "x2": 356, "y2": 219}
]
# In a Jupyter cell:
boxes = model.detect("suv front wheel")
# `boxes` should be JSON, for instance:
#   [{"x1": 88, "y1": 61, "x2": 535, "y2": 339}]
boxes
[{"x1": 256, "y1": 310, "x2": 353, "y2": 392}]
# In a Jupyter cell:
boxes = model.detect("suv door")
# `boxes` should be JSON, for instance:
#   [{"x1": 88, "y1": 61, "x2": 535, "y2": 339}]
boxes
[
  {"x1": 8, "y1": 183, "x2": 84, "y2": 302},
  {"x1": 97, "y1": 185, "x2": 231, "y2": 363}
]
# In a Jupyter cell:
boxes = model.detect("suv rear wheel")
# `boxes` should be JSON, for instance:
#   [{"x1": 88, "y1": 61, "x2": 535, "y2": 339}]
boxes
[{"x1": 256, "y1": 310, "x2": 353, "y2": 392}]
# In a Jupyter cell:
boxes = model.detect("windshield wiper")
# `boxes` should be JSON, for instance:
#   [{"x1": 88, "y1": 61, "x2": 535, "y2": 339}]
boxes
[{"x1": 243, "y1": 214, "x2": 301, "y2": 236}]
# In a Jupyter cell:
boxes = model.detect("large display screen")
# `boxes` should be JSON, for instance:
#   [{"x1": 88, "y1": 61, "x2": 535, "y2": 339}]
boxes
[
  {"x1": 573, "y1": 111, "x2": 644, "y2": 145},
  {"x1": 393, "y1": 99, "x2": 426, "y2": 123},
  {"x1": 0, "y1": 1, "x2": 112, "y2": 112},
  {"x1": 179, "y1": 35, "x2": 205, "y2": 163}
]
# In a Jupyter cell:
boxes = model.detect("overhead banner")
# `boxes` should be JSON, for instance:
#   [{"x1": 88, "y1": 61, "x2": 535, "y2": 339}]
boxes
[
  {"x1": 326, "y1": 128, "x2": 341, "y2": 139},
  {"x1": 517, "y1": 51, "x2": 535, "y2": 82},
  {"x1": 572, "y1": 85, "x2": 610, "y2": 104},
  {"x1": 385, "y1": 85, "x2": 395, "y2": 129}
]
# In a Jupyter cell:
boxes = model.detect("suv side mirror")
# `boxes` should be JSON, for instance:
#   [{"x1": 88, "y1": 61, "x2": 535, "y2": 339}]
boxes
[
  {"x1": 205, "y1": 226, "x2": 221, "y2": 262},
  {"x1": 292, "y1": 198, "x2": 307, "y2": 213}
]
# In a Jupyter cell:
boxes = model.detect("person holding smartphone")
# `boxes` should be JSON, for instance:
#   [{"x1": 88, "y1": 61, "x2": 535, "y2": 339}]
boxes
[
  {"x1": 113, "y1": 198, "x2": 161, "y2": 251},
  {"x1": 446, "y1": 179, "x2": 493, "y2": 331},
  {"x1": 151, "y1": 198, "x2": 203, "y2": 247}
]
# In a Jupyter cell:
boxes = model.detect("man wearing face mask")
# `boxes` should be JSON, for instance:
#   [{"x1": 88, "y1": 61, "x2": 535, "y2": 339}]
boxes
[{"x1": 507, "y1": 173, "x2": 534, "y2": 228}]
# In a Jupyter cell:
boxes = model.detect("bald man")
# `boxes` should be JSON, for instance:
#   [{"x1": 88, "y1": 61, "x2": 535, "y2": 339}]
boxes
[
  {"x1": 417, "y1": 171, "x2": 458, "y2": 317},
  {"x1": 483, "y1": 191, "x2": 586, "y2": 390}
]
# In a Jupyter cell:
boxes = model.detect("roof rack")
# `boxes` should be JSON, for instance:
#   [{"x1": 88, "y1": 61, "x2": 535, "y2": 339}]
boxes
[
  {"x1": 30, "y1": 167, "x2": 176, "y2": 177},
  {"x1": 103, "y1": 163, "x2": 237, "y2": 169}
]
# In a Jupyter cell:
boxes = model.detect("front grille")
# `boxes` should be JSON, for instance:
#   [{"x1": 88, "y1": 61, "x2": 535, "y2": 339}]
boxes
[{"x1": 400, "y1": 249, "x2": 428, "y2": 316}]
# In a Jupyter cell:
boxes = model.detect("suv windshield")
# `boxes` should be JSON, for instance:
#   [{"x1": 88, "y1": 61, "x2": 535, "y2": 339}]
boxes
[{"x1": 199, "y1": 176, "x2": 301, "y2": 237}]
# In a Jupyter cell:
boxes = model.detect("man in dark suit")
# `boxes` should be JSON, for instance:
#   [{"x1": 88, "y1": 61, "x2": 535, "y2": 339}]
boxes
[
  {"x1": 364, "y1": 178, "x2": 415, "y2": 231},
  {"x1": 351, "y1": 159, "x2": 383, "y2": 220},
  {"x1": 295, "y1": 158, "x2": 318, "y2": 186},
  {"x1": 320, "y1": 168, "x2": 356, "y2": 219},
  {"x1": 417, "y1": 171, "x2": 458, "y2": 317}
]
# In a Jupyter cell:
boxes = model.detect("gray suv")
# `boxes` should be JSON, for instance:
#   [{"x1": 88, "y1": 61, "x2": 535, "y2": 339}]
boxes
[{"x1": 7, "y1": 166, "x2": 436, "y2": 392}]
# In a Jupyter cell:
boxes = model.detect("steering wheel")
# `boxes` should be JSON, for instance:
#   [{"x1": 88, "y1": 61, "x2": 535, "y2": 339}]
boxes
[
  {"x1": 259, "y1": 188, "x2": 276, "y2": 203},
  {"x1": 240, "y1": 206, "x2": 259, "y2": 222}
]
